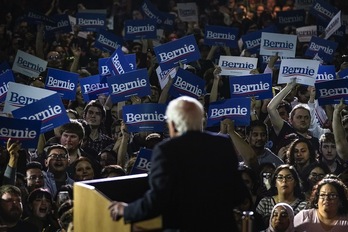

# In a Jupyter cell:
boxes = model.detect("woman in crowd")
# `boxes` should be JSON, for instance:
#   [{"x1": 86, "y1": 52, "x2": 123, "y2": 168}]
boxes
[
  {"x1": 294, "y1": 177, "x2": 348, "y2": 231},
  {"x1": 256, "y1": 164, "x2": 307, "y2": 227},
  {"x1": 301, "y1": 162, "x2": 331, "y2": 200},
  {"x1": 70, "y1": 156, "x2": 98, "y2": 181},
  {"x1": 24, "y1": 188, "x2": 60, "y2": 232},
  {"x1": 262, "y1": 202, "x2": 295, "y2": 232}
]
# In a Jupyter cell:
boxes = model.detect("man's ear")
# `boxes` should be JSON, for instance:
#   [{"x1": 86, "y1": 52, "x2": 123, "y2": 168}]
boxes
[{"x1": 45, "y1": 159, "x2": 49, "y2": 168}]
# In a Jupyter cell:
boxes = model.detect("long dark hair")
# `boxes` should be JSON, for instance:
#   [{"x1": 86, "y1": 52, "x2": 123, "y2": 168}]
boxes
[
  {"x1": 269, "y1": 164, "x2": 305, "y2": 200},
  {"x1": 288, "y1": 138, "x2": 317, "y2": 165}
]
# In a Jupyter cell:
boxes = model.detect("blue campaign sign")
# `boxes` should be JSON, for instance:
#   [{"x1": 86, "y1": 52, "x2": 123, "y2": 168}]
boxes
[
  {"x1": 154, "y1": 34, "x2": 200, "y2": 70},
  {"x1": 45, "y1": 68, "x2": 78, "y2": 100},
  {"x1": 305, "y1": 36, "x2": 338, "y2": 63},
  {"x1": 276, "y1": 10, "x2": 306, "y2": 28},
  {"x1": 124, "y1": 19, "x2": 157, "y2": 40},
  {"x1": 44, "y1": 14, "x2": 71, "y2": 37},
  {"x1": 316, "y1": 78, "x2": 348, "y2": 105},
  {"x1": 11, "y1": 93, "x2": 70, "y2": 134},
  {"x1": 207, "y1": 98, "x2": 251, "y2": 127},
  {"x1": 79, "y1": 75, "x2": 109, "y2": 102},
  {"x1": 76, "y1": 11, "x2": 106, "y2": 32},
  {"x1": 0, "y1": 70, "x2": 15, "y2": 102},
  {"x1": 131, "y1": 148, "x2": 152, "y2": 175},
  {"x1": 158, "y1": 11, "x2": 175, "y2": 31},
  {"x1": 107, "y1": 68, "x2": 151, "y2": 103},
  {"x1": 140, "y1": 0, "x2": 175, "y2": 31},
  {"x1": 169, "y1": 68, "x2": 205, "y2": 99},
  {"x1": 316, "y1": 65, "x2": 336, "y2": 82},
  {"x1": 122, "y1": 103, "x2": 166, "y2": 132},
  {"x1": 125, "y1": 54, "x2": 137, "y2": 70},
  {"x1": 229, "y1": 73, "x2": 272, "y2": 100},
  {"x1": 310, "y1": 0, "x2": 338, "y2": 22},
  {"x1": 95, "y1": 29, "x2": 122, "y2": 53},
  {"x1": 25, "y1": 11, "x2": 56, "y2": 26},
  {"x1": 106, "y1": 46, "x2": 132, "y2": 76},
  {"x1": 0, "y1": 117, "x2": 41, "y2": 149},
  {"x1": 204, "y1": 25, "x2": 239, "y2": 48},
  {"x1": 338, "y1": 68, "x2": 348, "y2": 79},
  {"x1": 0, "y1": 62, "x2": 11, "y2": 74},
  {"x1": 98, "y1": 58, "x2": 111, "y2": 77},
  {"x1": 141, "y1": 0, "x2": 163, "y2": 25},
  {"x1": 241, "y1": 25, "x2": 277, "y2": 54}
]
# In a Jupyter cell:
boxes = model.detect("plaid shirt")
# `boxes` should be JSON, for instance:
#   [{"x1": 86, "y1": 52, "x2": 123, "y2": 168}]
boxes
[{"x1": 84, "y1": 132, "x2": 114, "y2": 154}]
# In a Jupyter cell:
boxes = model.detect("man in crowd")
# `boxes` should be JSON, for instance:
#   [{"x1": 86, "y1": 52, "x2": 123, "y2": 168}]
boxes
[
  {"x1": 0, "y1": 185, "x2": 37, "y2": 231},
  {"x1": 44, "y1": 144, "x2": 74, "y2": 198}
]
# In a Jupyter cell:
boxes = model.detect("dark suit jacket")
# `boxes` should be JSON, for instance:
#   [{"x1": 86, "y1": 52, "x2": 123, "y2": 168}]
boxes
[{"x1": 124, "y1": 131, "x2": 249, "y2": 231}]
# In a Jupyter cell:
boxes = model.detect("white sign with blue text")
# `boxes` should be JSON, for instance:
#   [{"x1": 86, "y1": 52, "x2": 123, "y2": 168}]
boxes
[
  {"x1": 278, "y1": 59, "x2": 320, "y2": 86},
  {"x1": 218, "y1": 56, "x2": 258, "y2": 76},
  {"x1": 260, "y1": 32, "x2": 297, "y2": 57},
  {"x1": 3, "y1": 82, "x2": 55, "y2": 113}
]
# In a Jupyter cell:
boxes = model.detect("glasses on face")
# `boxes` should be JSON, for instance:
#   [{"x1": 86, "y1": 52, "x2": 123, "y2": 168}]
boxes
[
  {"x1": 47, "y1": 54, "x2": 61, "y2": 61},
  {"x1": 262, "y1": 172, "x2": 272, "y2": 179},
  {"x1": 27, "y1": 175, "x2": 44, "y2": 181},
  {"x1": 310, "y1": 173, "x2": 325, "y2": 179},
  {"x1": 276, "y1": 175, "x2": 294, "y2": 182},
  {"x1": 318, "y1": 193, "x2": 338, "y2": 200},
  {"x1": 48, "y1": 153, "x2": 68, "y2": 160}
]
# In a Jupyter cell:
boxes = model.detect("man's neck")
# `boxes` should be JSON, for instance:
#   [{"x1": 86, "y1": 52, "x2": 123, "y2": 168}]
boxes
[
  {"x1": 89, "y1": 129, "x2": 99, "y2": 140},
  {"x1": 49, "y1": 170, "x2": 67, "y2": 182},
  {"x1": 296, "y1": 131, "x2": 310, "y2": 139},
  {"x1": 322, "y1": 158, "x2": 337, "y2": 171}
]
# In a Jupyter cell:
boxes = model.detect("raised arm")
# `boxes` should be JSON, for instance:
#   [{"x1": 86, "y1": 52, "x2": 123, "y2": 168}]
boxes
[
  {"x1": 35, "y1": 24, "x2": 45, "y2": 60},
  {"x1": 69, "y1": 43, "x2": 82, "y2": 73},
  {"x1": 158, "y1": 77, "x2": 173, "y2": 104},
  {"x1": 307, "y1": 86, "x2": 331, "y2": 138},
  {"x1": 332, "y1": 98, "x2": 348, "y2": 161},
  {"x1": 220, "y1": 119, "x2": 258, "y2": 170},
  {"x1": 209, "y1": 66, "x2": 222, "y2": 103},
  {"x1": 3, "y1": 139, "x2": 21, "y2": 185},
  {"x1": 267, "y1": 79, "x2": 297, "y2": 135}
]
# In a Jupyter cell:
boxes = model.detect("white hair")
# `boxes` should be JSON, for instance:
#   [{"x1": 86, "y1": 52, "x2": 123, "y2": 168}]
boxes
[{"x1": 165, "y1": 96, "x2": 204, "y2": 135}]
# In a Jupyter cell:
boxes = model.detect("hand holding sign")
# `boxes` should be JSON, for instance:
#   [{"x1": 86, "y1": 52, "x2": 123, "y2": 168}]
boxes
[
  {"x1": 7, "y1": 138, "x2": 21, "y2": 162},
  {"x1": 268, "y1": 52, "x2": 279, "y2": 69}
]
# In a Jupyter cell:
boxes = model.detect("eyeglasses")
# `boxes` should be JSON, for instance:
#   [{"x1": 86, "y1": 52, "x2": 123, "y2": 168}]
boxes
[
  {"x1": 48, "y1": 153, "x2": 68, "y2": 160},
  {"x1": 262, "y1": 172, "x2": 272, "y2": 179},
  {"x1": 318, "y1": 193, "x2": 338, "y2": 200},
  {"x1": 27, "y1": 175, "x2": 44, "y2": 181},
  {"x1": 310, "y1": 173, "x2": 325, "y2": 179},
  {"x1": 276, "y1": 175, "x2": 294, "y2": 182},
  {"x1": 47, "y1": 54, "x2": 61, "y2": 61}
]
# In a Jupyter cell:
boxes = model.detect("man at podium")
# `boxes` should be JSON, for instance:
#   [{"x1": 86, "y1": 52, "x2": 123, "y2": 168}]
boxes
[{"x1": 109, "y1": 96, "x2": 249, "y2": 231}]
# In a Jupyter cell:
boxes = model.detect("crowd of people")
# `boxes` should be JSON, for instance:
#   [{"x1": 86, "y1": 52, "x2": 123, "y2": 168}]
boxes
[{"x1": 1, "y1": 0, "x2": 348, "y2": 231}]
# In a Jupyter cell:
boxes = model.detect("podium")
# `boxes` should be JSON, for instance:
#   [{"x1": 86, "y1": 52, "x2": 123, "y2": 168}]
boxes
[{"x1": 74, "y1": 173, "x2": 162, "y2": 232}]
